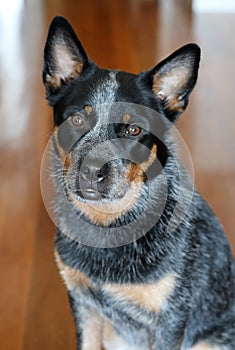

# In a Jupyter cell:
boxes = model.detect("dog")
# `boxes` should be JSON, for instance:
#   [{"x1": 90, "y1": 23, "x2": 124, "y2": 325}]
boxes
[{"x1": 42, "y1": 16, "x2": 235, "y2": 350}]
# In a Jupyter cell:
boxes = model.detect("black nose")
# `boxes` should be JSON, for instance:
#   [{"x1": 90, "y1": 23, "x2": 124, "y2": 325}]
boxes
[{"x1": 80, "y1": 162, "x2": 105, "y2": 183}]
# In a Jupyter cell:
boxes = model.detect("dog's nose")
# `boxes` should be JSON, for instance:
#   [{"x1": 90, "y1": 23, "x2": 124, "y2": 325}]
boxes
[{"x1": 80, "y1": 163, "x2": 105, "y2": 183}]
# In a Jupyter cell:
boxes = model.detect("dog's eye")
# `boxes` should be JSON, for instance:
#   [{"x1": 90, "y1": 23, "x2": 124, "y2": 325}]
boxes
[
  {"x1": 72, "y1": 114, "x2": 84, "y2": 127},
  {"x1": 126, "y1": 125, "x2": 141, "y2": 136}
]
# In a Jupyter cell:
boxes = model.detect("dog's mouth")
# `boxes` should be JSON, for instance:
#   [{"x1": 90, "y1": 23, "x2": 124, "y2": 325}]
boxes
[
  {"x1": 79, "y1": 188, "x2": 101, "y2": 200},
  {"x1": 75, "y1": 179, "x2": 130, "y2": 202},
  {"x1": 76, "y1": 188, "x2": 112, "y2": 201}
]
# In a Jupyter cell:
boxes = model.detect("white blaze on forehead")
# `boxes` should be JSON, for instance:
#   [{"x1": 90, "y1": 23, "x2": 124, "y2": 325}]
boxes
[{"x1": 91, "y1": 71, "x2": 119, "y2": 122}]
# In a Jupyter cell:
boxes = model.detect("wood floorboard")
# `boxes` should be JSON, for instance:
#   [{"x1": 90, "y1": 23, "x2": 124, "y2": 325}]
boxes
[{"x1": 0, "y1": 1, "x2": 234, "y2": 349}]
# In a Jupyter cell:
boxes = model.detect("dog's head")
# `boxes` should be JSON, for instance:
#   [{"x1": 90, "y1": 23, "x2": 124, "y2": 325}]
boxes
[{"x1": 43, "y1": 16, "x2": 200, "y2": 227}]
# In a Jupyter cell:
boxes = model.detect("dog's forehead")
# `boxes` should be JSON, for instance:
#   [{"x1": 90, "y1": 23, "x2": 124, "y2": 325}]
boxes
[
  {"x1": 89, "y1": 70, "x2": 119, "y2": 122},
  {"x1": 88, "y1": 69, "x2": 142, "y2": 125},
  {"x1": 91, "y1": 71, "x2": 119, "y2": 106}
]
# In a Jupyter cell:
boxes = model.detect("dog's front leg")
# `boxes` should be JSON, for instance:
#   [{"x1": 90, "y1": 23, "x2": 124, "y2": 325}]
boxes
[
  {"x1": 68, "y1": 292, "x2": 103, "y2": 350},
  {"x1": 151, "y1": 332, "x2": 182, "y2": 350},
  {"x1": 150, "y1": 316, "x2": 185, "y2": 350}
]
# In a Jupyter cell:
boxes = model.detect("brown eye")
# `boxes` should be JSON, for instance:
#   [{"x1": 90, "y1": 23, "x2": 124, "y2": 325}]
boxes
[
  {"x1": 72, "y1": 114, "x2": 84, "y2": 126},
  {"x1": 126, "y1": 125, "x2": 141, "y2": 136}
]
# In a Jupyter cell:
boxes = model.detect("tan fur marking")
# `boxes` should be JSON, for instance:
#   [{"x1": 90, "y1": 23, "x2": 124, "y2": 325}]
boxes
[
  {"x1": 168, "y1": 97, "x2": 185, "y2": 112},
  {"x1": 152, "y1": 77, "x2": 161, "y2": 97},
  {"x1": 84, "y1": 105, "x2": 92, "y2": 115},
  {"x1": 127, "y1": 144, "x2": 157, "y2": 182},
  {"x1": 102, "y1": 274, "x2": 177, "y2": 313},
  {"x1": 189, "y1": 341, "x2": 222, "y2": 350},
  {"x1": 69, "y1": 181, "x2": 143, "y2": 226},
  {"x1": 83, "y1": 310, "x2": 103, "y2": 350},
  {"x1": 55, "y1": 250, "x2": 91, "y2": 290},
  {"x1": 141, "y1": 144, "x2": 157, "y2": 172},
  {"x1": 45, "y1": 74, "x2": 61, "y2": 89},
  {"x1": 122, "y1": 113, "x2": 131, "y2": 123},
  {"x1": 127, "y1": 163, "x2": 144, "y2": 182},
  {"x1": 103, "y1": 320, "x2": 127, "y2": 349},
  {"x1": 64, "y1": 153, "x2": 71, "y2": 172},
  {"x1": 103, "y1": 320, "x2": 144, "y2": 350},
  {"x1": 53, "y1": 126, "x2": 66, "y2": 162},
  {"x1": 74, "y1": 62, "x2": 84, "y2": 77}
]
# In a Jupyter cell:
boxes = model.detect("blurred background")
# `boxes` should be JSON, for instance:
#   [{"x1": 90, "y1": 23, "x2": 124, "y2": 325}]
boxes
[{"x1": 0, "y1": 0, "x2": 235, "y2": 349}]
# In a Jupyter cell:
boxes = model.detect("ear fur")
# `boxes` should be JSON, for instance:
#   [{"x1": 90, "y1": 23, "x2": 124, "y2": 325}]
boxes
[
  {"x1": 43, "y1": 16, "x2": 92, "y2": 102},
  {"x1": 140, "y1": 44, "x2": 201, "y2": 122}
]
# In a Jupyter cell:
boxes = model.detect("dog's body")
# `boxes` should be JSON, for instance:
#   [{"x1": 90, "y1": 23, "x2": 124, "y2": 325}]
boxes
[{"x1": 43, "y1": 17, "x2": 235, "y2": 350}]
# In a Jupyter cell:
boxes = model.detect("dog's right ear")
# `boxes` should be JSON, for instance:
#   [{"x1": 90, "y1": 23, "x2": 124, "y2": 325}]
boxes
[{"x1": 43, "y1": 16, "x2": 93, "y2": 104}]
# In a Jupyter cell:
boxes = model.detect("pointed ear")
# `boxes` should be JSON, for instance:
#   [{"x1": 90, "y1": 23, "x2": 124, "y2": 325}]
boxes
[
  {"x1": 140, "y1": 44, "x2": 200, "y2": 123},
  {"x1": 43, "y1": 16, "x2": 92, "y2": 103}
]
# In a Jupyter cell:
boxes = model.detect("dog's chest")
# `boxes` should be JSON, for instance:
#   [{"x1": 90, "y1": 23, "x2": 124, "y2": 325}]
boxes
[{"x1": 55, "y1": 250, "x2": 176, "y2": 322}]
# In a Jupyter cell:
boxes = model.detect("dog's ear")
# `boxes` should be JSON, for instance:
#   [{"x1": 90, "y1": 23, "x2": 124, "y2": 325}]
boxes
[
  {"x1": 43, "y1": 16, "x2": 92, "y2": 103},
  {"x1": 140, "y1": 44, "x2": 200, "y2": 123}
]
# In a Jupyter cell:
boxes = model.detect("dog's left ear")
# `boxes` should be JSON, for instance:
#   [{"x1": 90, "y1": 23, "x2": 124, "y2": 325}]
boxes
[
  {"x1": 139, "y1": 44, "x2": 200, "y2": 123},
  {"x1": 43, "y1": 16, "x2": 93, "y2": 104}
]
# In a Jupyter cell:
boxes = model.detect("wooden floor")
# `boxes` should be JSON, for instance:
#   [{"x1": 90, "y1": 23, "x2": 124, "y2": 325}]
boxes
[{"x1": 0, "y1": 0, "x2": 235, "y2": 349}]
